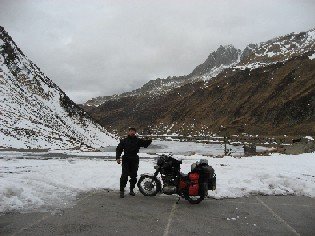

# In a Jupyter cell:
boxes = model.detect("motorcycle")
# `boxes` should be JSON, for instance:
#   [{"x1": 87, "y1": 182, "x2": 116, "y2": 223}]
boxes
[{"x1": 137, "y1": 154, "x2": 216, "y2": 204}]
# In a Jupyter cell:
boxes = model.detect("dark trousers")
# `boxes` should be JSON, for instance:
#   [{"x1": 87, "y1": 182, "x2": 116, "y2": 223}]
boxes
[{"x1": 120, "y1": 157, "x2": 139, "y2": 191}]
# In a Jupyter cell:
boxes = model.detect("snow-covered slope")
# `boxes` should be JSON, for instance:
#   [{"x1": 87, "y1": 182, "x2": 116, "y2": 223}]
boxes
[
  {"x1": 237, "y1": 28, "x2": 315, "y2": 69},
  {"x1": 0, "y1": 26, "x2": 118, "y2": 149}
]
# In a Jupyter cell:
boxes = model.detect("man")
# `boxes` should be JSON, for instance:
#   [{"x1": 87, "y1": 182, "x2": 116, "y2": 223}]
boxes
[{"x1": 116, "y1": 127, "x2": 152, "y2": 198}]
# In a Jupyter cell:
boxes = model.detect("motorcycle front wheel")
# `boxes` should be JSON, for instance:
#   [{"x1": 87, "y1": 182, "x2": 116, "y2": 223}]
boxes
[{"x1": 137, "y1": 175, "x2": 161, "y2": 196}]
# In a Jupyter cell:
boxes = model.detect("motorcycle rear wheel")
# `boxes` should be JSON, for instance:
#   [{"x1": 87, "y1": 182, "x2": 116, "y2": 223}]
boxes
[
  {"x1": 137, "y1": 175, "x2": 160, "y2": 196},
  {"x1": 183, "y1": 187, "x2": 205, "y2": 204},
  {"x1": 185, "y1": 195, "x2": 204, "y2": 204}
]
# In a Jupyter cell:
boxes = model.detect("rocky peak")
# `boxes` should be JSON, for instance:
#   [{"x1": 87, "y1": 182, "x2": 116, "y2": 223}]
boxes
[{"x1": 190, "y1": 44, "x2": 241, "y2": 77}]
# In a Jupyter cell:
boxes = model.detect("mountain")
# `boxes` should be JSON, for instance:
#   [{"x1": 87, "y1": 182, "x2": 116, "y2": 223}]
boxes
[
  {"x1": 84, "y1": 28, "x2": 315, "y2": 136},
  {"x1": 84, "y1": 45, "x2": 241, "y2": 107},
  {"x1": 0, "y1": 26, "x2": 118, "y2": 149}
]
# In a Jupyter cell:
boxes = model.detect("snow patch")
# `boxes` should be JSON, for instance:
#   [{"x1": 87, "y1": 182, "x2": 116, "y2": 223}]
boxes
[
  {"x1": 1, "y1": 149, "x2": 314, "y2": 213},
  {"x1": 308, "y1": 53, "x2": 315, "y2": 60}
]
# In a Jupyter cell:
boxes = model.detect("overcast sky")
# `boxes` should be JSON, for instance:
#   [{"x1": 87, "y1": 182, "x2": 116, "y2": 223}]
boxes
[{"x1": 1, "y1": 0, "x2": 315, "y2": 103}]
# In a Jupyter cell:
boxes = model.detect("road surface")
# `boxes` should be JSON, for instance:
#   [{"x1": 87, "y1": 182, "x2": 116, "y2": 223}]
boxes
[{"x1": 1, "y1": 190, "x2": 314, "y2": 236}]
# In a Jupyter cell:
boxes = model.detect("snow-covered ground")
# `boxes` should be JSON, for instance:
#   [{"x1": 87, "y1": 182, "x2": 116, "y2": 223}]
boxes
[
  {"x1": 106, "y1": 139, "x2": 272, "y2": 156},
  {"x1": 0, "y1": 140, "x2": 314, "y2": 213}
]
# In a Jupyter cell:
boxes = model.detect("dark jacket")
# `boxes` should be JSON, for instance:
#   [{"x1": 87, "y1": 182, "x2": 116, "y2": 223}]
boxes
[{"x1": 116, "y1": 135, "x2": 152, "y2": 160}]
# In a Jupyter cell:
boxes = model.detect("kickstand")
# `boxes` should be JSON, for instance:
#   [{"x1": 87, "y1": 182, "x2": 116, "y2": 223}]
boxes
[{"x1": 176, "y1": 196, "x2": 181, "y2": 204}]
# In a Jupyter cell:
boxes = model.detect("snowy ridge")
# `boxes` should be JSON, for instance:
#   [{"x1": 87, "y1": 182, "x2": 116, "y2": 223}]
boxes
[
  {"x1": 84, "y1": 45, "x2": 241, "y2": 106},
  {"x1": 0, "y1": 26, "x2": 118, "y2": 149},
  {"x1": 237, "y1": 28, "x2": 315, "y2": 69},
  {"x1": 200, "y1": 61, "x2": 239, "y2": 81},
  {"x1": 85, "y1": 76, "x2": 187, "y2": 106}
]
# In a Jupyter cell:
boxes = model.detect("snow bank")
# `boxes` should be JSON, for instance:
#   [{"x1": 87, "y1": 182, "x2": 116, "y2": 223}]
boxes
[
  {"x1": 1, "y1": 151, "x2": 314, "y2": 213},
  {"x1": 202, "y1": 153, "x2": 315, "y2": 199}
]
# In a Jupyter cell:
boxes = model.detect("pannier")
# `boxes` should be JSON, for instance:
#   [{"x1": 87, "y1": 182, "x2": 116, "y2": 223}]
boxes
[
  {"x1": 191, "y1": 159, "x2": 216, "y2": 192},
  {"x1": 188, "y1": 172, "x2": 200, "y2": 196}
]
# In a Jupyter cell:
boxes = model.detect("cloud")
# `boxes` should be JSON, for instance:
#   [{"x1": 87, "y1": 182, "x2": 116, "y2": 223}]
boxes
[{"x1": 1, "y1": 0, "x2": 315, "y2": 103}]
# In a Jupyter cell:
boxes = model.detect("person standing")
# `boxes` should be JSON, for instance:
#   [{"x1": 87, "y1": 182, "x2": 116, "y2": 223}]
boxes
[{"x1": 116, "y1": 127, "x2": 152, "y2": 198}]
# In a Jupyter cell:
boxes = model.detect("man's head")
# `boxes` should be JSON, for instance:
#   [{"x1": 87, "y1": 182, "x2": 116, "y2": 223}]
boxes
[{"x1": 128, "y1": 127, "x2": 137, "y2": 136}]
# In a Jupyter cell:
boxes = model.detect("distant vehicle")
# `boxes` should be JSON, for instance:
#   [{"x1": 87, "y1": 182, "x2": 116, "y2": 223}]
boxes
[{"x1": 137, "y1": 154, "x2": 216, "y2": 204}]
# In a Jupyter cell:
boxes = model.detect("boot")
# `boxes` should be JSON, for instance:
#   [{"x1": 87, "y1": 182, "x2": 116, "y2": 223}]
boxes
[
  {"x1": 129, "y1": 188, "x2": 135, "y2": 196},
  {"x1": 120, "y1": 189, "x2": 124, "y2": 198}
]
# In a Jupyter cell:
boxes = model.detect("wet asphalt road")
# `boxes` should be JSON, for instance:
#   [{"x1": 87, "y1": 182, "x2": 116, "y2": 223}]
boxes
[{"x1": 1, "y1": 191, "x2": 314, "y2": 236}]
